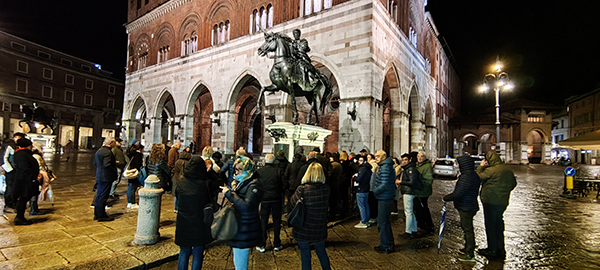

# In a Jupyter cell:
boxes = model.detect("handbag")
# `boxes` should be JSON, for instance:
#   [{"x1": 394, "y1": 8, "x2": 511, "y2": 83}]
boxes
[
  {"x1": 211, "y1": 197, "x2": 238, "y2": 241},
  {"x1": 123, "y1": 168, "x2": 139, "y2": 179},
  {"x1": 287, "y1": 185, "x2": 306, "y2": 227}
]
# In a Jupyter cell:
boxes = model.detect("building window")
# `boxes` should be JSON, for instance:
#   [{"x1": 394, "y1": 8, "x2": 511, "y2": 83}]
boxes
[
  {"x1": 84, "y1": 93, "x2": 93, "y2": 106},
  {"x1": 81, "y1": 65, "x2": 92, "y2": 72},
  {"x1": 409, "y1": 26, "x2": 418, "y2": 47},
  {"x1": 16, "y1": 60, "x2": 28, "y2": 73},
  {"x1": 43, "y1": 68, "x2": 53, "y2": 80},
  {"x1": 303, "y1": 0, "x2": 332, "y2": 16},
  {"x1": 181, "y1": 34, "x2": 197, "y2": 56},
  {"x1": 38, "y1": 51, "x2": 51, "y2": 60},
  {"x1": 65, "y1": 74, "x2": 75, "y2": 85},
  {"x1": 42, "y1": 85, "x2": 53, "y2": 98},
  {"x1": 251, "y1": 5, "x2": 274, "y2": 34},
  {"x1": 85, "y1": 79, "x2": 94, "y2": 89},
  {"x1": 61, "y1": 58, "x2": 72, "y2": 66},
  {"x1": 65, "y1": 89, "x2": 74, "y2": 102},
  {"x1": 213, "y1": 21, "x2": 230, "y2": 45},
  {"x1": 158, "y1": 45, "x2": 170, "y2": 63},
  {"x1": 388, "y1": 0, "x2": 398, "y2": 22},
  {"x1": 528, "y1": 114, "x2": 544, "y2": 123},
  {"x1": 11, "y1": 42, "x2": 26, "y2": 51},
  {"x1": 108, "y1": 85, "x2": 116, "y2": 95},
  {"x1": 107, "y1": 98, "x2": 115, "y2": 109},
  {"x1": 16, "y1": 78, "x2": 28, "y2": 93}
]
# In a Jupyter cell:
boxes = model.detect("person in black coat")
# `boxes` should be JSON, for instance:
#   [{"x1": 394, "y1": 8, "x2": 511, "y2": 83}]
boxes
[
  {"x1": 126, "y1": 144, "x2": 144, "y2": 208},
  {"x1": 12, "y1": 138, "x2": 39, "y2": 225},
  {"x1": 256, "y1": 154, "x2": 284, "y2": 252},
  {"x1": 284, "y1": 153, "x2": 305, "y2": 213},
  {"x1": 221, "y1": 156, "x2": 263, "y2": 270},
  {"x1": 146, "y1": 144, "x2": 171, "y2": 192},
  {"x1": 92, "y1": 137, "x2": 118, "y2": 222},
  {"x1": 175, "y1": 156, "x2": 213, "y2": 270},
  {"x1": 291, "y1": 162, "x2": 331, "y2": 270},
  {"x1": 353, "y1": 155, "x2": 372, "y2": 228},
  {"x1": 443, "y1": 156, "x2": 482, "y2": 261},
  {"x1": 398, "y1": 152, "x2": 420, "y2": 238}
]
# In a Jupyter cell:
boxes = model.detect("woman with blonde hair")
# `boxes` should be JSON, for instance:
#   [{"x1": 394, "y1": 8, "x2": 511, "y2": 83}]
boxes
[
  {"x1": 291, "y1": 162, "x2": 331, "y2": 270},
  {"x1": 201, "y1": 146, "x2": 221, "y2": 173}
]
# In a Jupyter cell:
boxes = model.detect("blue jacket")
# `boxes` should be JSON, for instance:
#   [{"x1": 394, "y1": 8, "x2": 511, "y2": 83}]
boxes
[
  {"x1": 225, "y1": 176, "x2": 263, "y2": 248},
  {"x1": 372, "y1": 157, "x2": 396, "y2": 200},
  {"x1": 93, "y1": 146, "x2": 117, "y2": 183},
  {"x1": 354, "y1": 162, "x2": 372, "y2": 193}
]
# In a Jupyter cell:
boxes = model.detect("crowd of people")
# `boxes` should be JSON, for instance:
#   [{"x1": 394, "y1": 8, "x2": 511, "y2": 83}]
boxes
[{"x1": 1, "y1": 133, "x2": 517, "y2": 269}]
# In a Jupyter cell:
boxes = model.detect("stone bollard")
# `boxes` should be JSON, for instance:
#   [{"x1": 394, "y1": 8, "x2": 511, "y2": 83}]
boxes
[{"x1": 134, "y1": 175, "x2": 164, "y2": 245}]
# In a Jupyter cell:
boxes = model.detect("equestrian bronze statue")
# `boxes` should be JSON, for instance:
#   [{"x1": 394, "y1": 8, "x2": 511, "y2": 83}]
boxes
[
  {"x1": 256, "y1": 28, "x2": 332, "y2": 125},
  {"x1": 19, "y1": 103, "x2": 57, "y2": 133}
]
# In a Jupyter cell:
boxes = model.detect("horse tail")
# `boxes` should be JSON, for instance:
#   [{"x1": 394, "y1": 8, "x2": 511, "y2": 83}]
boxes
[{"x1": 319, "y1": 73, "x2": 333, "y2": 113}]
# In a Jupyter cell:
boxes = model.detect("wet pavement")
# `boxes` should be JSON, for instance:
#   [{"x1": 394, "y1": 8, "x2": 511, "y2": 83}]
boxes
[{"x1": 1, "y1": 153, "x2": 600, "y2": 269}]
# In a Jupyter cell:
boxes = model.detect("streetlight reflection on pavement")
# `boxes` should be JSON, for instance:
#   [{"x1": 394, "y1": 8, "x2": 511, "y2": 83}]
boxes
[{"x1": 479, "y1": 56, "x2": 514, "y2": 147}]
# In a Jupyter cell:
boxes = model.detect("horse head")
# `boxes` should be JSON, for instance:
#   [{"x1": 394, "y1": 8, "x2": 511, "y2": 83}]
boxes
[{"x1": 258, "y1": 32, "x2": 276, "y2": 57}]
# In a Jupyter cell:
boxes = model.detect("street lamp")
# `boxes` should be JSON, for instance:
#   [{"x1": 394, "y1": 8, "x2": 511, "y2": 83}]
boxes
[{"x1": 479, "y1": 56, "x2": 513, "y2": 147}]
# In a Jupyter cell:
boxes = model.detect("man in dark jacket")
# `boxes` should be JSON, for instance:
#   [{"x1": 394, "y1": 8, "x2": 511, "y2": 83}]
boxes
[
  {"x1": 296, "y1": 151, "x2": 318, "y2": 182},
  {"x1": 110, "y1": 138, "x2": 126, "y2": 199},
  {"x1": 284, "y1": 153, "x2": 305, "y2": 213},
  {"x1": 12, "y1": 138, "x2": 39, "y2": 225},
  {"x1": 398, "y1": 152, "x2": 421, "y2": 239},
  {"x1": 372, "y1": 150, "x2": 396, "y2": 253},
  {"x1": 256, "y1": 154, "x2": 284, "y2": 252},
  {"x1": 354, "y1": 155, "x2": 372, "y2": 228},
  {"x1": 476, "y1": 150, "x2": 517, "y2": 259},
  {"x1": 1, "y1": 132, "x2": 25, "y2": 212},
  {"x1": 92, "y1": 137, "x2": 118, "y2": 222},
  {"x1": 313, "y1": 147, "x2": 332, "y2": 182},
  {"x1": 328, "y1": 153, "x2": 342, "y2": 219},
  {"x1": 444, "y1": 156, "x2": 481, "y2": 262},
  {"x1": 273, "y1": 150, "x2": 289, "y2": 171},
  {"x1": 415, "y1": 152, "x2": 435, "y2": 234}
]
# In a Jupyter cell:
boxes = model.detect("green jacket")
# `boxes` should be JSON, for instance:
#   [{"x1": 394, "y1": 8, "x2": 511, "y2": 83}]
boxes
[
  {"x1": 112, "y1": 146, "x2": 126, "y2": 168},
  {"x1": 415, "y1": 159, "x2": 433, "y2": 197},
  {"x1": 476, "y1": 151, "x2": 517, "y2": 206}
]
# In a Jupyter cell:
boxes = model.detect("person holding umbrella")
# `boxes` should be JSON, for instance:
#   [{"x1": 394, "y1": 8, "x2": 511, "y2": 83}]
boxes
[{"x1": 442, "y1": 156, "x2": 482, "y2": 262}]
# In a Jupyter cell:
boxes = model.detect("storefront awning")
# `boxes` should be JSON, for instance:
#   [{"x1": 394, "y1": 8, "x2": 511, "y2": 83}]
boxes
[{"x1": 558, "y1": 130, "x2": 600, "y2": 149}]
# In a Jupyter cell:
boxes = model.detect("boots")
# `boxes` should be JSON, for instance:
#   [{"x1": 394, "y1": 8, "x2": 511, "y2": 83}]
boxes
[{"x1": 29, "y1": 197, "x2": 41, "y2": 215}]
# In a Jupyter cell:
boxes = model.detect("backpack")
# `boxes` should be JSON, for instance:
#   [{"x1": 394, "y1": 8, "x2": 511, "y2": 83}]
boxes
[{"x1": 137, "y1": 166, "x2": 148, "y2": 187}]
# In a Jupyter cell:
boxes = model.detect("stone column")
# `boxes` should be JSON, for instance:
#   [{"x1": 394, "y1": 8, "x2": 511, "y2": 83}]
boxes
[
  {"x1": 520, "y1": 141, "x2": 529, "y2": 165},
  {"x1": 134, "y1": 175, "x2": 164, "y2": 245},
  {"x1": 222, "y1": 111, "x2": 237, "y2": 155}
]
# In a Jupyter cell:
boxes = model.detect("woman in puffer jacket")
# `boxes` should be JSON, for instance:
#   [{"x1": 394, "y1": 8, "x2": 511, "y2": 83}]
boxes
[
  {"x1": 146, "y1": 144, "x2": 171, "y2": 192},
  {"x1": 221, "y1": 156, "x2": 263, "y2": 270}
]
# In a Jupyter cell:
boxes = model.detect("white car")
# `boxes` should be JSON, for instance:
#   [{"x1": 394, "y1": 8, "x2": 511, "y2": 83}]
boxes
[{"x1": 433, "y1": 158, "x2": 459, "y2": 178}]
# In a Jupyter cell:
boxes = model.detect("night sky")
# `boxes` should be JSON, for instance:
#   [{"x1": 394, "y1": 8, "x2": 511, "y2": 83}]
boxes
[{"x1": 1, "y1": 1, "x2": 599, "y2": 114}]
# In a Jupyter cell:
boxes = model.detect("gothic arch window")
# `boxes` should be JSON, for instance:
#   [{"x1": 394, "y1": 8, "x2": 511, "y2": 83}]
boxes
[
  {"x1": 302, "y1": 0, "x2": 332, "y2": 16},
  {"x1": 251, "y1": 5, "x2": 274, "y2": 34},
  {"x1": 409, "y1": 26, "x2": 417, "y2": 47},
  {"x1": 135, "y1": 36, "x2": 150, "y2": 70},
  {"x1": 388, "y1": 0, "x2": 398, "y2": 22},
  {"x1": 179, "y1": 14, "x2": 200, "y2": 56},
  {"x1": 212, "y1": 21, "x2": 230, "y2": 45},
  {"x1": 182, "y1": 32, "x2": 198, "y2": 56}
]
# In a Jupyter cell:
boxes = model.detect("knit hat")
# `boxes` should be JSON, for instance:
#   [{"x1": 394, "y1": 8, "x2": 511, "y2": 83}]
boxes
[{"x1": 17, "y1": 138, "x2": 33, "y2": 148}]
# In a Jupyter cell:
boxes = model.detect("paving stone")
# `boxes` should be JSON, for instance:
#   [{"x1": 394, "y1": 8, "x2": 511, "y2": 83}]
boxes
[
  {"x1": 0, "y1": 251, "x2": 67, "y2": 269},
  {"x1": 1, "y1": 236, "x2": 97, "y2": 260}
]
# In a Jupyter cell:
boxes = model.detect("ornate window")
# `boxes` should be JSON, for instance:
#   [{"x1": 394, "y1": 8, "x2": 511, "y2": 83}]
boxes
[
  {"x1": 409, "y1": 26, "x2": 418, "y2": 47},
  {"x1": 158, "y1": 45, "x2": 170, "y2": 63},
  {"x1": 303, "y1": 0, "x2": 332, "y2": 16},
  {"x1": 182, "y1": 33, "x2": 197, "y2": 56},
  {"x1": 213, "y1": 21, "x2": 230, "y2": 45},
  {"x1": 388, "y1": 0, "x2": 398, "y2": 22},
  {"x1": 251, "y1": 5, "x2": 274, "y2": 34}
]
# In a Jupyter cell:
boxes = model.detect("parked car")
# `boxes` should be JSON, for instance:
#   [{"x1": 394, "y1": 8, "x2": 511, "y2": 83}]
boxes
[
  {"x1": 471, "y1": 155, "x2": 485, "y2": 167},
  {"x1": 433, "y1": 158, "x2": 460, "y2": 178}
]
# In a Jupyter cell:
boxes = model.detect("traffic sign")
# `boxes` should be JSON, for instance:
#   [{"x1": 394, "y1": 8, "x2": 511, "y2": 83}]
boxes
[{"x1": 565, "y1": 166, "x2": 576, "y2": 177}]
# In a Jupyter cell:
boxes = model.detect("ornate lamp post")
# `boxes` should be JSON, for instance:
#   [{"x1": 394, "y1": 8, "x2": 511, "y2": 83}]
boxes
[{"x1": 479, "y1": 56, "x2": 513, "y2": 146}]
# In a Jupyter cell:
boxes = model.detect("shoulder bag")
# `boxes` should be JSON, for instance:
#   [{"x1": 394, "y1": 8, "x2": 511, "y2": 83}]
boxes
[
  {"x1": 211, "y1": 196, "x2": 238, "y2": 241},
  {"x1": 287, "y1": 185, "x2": 306, "y2": 227}
]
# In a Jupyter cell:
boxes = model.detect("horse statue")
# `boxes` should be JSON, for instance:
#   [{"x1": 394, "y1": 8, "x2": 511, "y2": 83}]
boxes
[
  {"x1": 19, "y1": 103, "x2": 57, "y2": 134},
  {"x1": 256, "y1": 28, "x2": 332, "y2": 125}
]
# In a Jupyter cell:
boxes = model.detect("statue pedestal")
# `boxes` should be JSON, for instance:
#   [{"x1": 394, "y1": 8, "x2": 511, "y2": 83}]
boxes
[{"x1": 266, "y1": 122, "x2": 332, "y2": 162}]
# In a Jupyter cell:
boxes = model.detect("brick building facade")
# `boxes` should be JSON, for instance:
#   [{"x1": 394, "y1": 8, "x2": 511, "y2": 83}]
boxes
[
  {"x1": 123, "y1": 0, "x2": 460, "y2": 158},
  {"x1": 0, "y1": 30, "x2": 124, "y2": 151}
]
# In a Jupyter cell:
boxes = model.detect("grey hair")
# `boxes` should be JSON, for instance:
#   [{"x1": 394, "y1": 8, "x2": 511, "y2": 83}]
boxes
[
  {"x1": 265, "y1": 154, "x2": 275, "y2": 164},
  {"x1": 103, "y1": 137, "x2": 116, "y2": 146}
]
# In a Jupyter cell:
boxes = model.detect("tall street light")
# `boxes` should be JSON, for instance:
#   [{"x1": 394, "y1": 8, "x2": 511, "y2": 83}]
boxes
[{"x1": 479, "y1": 56, "x2": 513, "y2": 147}]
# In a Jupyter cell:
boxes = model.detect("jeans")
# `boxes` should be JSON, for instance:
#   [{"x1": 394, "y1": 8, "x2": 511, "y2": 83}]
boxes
[
  {"x1": 403, "y1": 194, "x2": 417, "y2": 233},
  {"x1": 110, "y1": 166, "x2": 123, "y2": 196},
  {"x1": 232, "y1": 247, "x2": 250, "y2": 270},
  {"x1": 94, "y1": 180, "x2": 112, "y2": 218},
  {"x1": 483, "y1": 204, "x2": 508, "y2": 253},
  {"x1": 356, "y1": 192, "x2": 370, "y2": 224},
  {"x1": 377, "y1": 199, "x2": 394, "y2": 249},
  {"x1": 459, "y1": 210, "x2": 477, "y2": 257},
  {"x1": 127, "y1": 182, "x2": 142, "y2": 204},
  {"x1": 298, "y1": 241, "x2": 331, "y2": 270},
  {"x1": 4, "y1": 171, "x2": 15, "y2": 207},
  {"x1": 413, "y1": 196, "x2": 434, "y2": 231},
  {"x1": 178, "y1": 245, "x2": 204, "y2": 270},
  {"x1": 260, "y1": 201, "x2": 282, "y2": 247}
]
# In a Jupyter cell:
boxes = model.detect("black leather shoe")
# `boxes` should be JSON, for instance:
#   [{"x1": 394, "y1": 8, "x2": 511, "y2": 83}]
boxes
[
  {"x1": 14, "y1": 218, "x2": 33, "y2": 225},
  {"x1": 374, "y1": 245, "x2": 394, "y2": 254},
  {"x1": 478, "y1": 248, "x2": 505, "y2": 259},
  {"x1": 97, "y1": 216, "x2": 114, "y2": 222}
]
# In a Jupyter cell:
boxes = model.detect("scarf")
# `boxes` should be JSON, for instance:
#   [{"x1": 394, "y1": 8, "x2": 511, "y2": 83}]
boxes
[{"x1": 232, "y1": 156, "x2": 254, "y2": 190}]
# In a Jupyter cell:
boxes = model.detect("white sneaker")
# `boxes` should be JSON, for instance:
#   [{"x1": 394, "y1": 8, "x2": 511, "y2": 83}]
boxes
[
  {"x1": 368, "y1": 218, "x2": 377, "y2": 225},
  {"x1": 354, "y1": 222, "x2": 368, "y2": 229},
  {"x1": 105, "y1": 206, "x2": 112, "y2": 210},
  {"x1": 127, "y1": 203, "x2": 139, "y2": 209},
  {"x1": 256, "y1": 246, "x2": 266, "y2": 253},
  {"x1": 273, "y1": 245, "x2": 284, "y2": 251}
]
